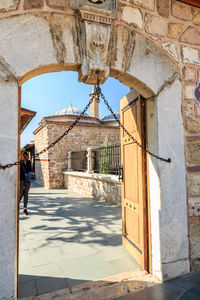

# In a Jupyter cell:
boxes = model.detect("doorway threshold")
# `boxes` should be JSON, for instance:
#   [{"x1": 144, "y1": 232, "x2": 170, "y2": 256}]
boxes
[{"x1": 20, "y1": 269, "x2": 160, "y2": 300}]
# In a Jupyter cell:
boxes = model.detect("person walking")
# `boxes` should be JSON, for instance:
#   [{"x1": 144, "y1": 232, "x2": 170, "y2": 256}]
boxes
[{"x1": 20, "y1": 151, "x2": 32, "y2": 215}]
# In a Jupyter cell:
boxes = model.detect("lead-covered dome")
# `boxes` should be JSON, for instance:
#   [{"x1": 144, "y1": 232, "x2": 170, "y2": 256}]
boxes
[
  {"x1": 101, "y1": 109, "x2": 120, "y2": 122},
  {"x1": 54, "y1": 103, "x2": 89, "y2": 117}
]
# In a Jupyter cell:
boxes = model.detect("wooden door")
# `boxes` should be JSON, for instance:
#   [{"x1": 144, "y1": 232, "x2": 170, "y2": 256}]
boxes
[{"x1": 120, "y1": 91, "x2": 147, "y2": 269}]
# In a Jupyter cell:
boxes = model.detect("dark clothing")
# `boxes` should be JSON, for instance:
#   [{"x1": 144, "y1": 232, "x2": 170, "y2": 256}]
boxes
[
  {"x1": 20, "y1": 180, "x2": 31, "y2": 208},
  {"x1": 20, "y1": 160, "x2": 32, "y2": 181},
  {"x1": 20, "y1": 160, "x2": 32, "y2": 208}
]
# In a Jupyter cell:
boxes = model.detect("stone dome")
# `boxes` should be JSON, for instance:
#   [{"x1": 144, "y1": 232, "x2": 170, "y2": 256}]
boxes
[
  {"x1": 101, "y1": 109, "x2": 120, "y2": 122},
  {"x1": 54, "y1": 103, "x2": 89, "y2": 117}
]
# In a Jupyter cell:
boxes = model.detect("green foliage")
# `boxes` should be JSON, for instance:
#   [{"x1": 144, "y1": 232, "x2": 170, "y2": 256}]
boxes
[{"x1": 99, "y1": 137, "x2": 112, "y2": 174}]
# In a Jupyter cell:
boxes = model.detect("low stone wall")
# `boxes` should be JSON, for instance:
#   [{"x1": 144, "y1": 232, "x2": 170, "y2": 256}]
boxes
[{"x1": 63, "y1": 171, "x2": 121, "y2": 205}]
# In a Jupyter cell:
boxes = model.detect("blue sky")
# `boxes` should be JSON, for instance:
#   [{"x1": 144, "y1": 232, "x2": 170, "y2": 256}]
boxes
[{"x1": 21, "y1": 71, "x2": 130, "y2": 147}]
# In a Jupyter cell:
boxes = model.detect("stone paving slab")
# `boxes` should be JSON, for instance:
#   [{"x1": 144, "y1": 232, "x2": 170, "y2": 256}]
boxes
[
  {"x1": 19, "y1": 186, "x2": 200, "y2": 300},
  {"x1": 18, "y1": 186, "x2": 139, "y2": 298},
  {"x1": 36, "y1": 277, "x2": 68, "y2": 295},
  {"x1": 18, "y1": 280, "x2": 38, "y2": 299}
]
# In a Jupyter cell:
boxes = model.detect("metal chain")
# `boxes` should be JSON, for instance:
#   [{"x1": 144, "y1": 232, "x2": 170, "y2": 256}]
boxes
[
  {"x1": 0, "y1": 161, "x2": 21, "y2": 170},
  {"x1": 0, "y1": 79, "x2": 170, "y2": 170},
  {"x1": 0, "y1": 92, "x2": 98, "y2": 170},
  {"x1": 35, "y1": 95, "x2": 96, "y2": 157},
  {"x1": 100, "y1": 91, "x2": 171, "y2": 163}
]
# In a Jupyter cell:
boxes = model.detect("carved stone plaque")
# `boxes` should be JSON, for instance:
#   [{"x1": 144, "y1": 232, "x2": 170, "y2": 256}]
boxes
[
  {"x1": 77, "y1": 6, "x2": 113, "y2": 84},
  {"x1": 69, "y1": 0, "x2": 117, "y2": 13}
]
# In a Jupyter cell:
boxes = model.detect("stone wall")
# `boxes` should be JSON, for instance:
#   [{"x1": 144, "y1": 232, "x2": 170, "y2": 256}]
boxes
[
  {"x1": 34, "y1": 122, "x2": 120, "y2": 189},
  {"x1": 34, "y1": 124, "x2": 50, "y2": 187},
  {"x1": 63, "y1": 171, "x2": 121, "y2": 205},
  {"x1": 71, "y1": 151, "x2": 87, "y2": 171},
  {"x1": 119, "y1": 0, "x2": 200, "y2": 273}
]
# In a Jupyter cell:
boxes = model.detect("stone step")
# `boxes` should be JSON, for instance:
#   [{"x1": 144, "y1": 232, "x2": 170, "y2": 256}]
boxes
[{"x1": 20, "y1": 269, "x2": 160, "y2": 300}]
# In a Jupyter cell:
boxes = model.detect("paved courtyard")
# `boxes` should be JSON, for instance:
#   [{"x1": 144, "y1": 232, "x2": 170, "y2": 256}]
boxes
[{"x1": 18, "y1": 185, "x2": 139, "y2": 298}]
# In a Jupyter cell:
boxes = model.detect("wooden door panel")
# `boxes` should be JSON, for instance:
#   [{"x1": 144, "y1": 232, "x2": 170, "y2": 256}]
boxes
[
  {"x1": 123, "y1": 103, "x2": 137, "y2": 136},
  {"x1": 120, "y1": 91, "x2": 147, "y2": 269},
  {"x1": 125, "y1": 208, "x2": 140, "y2": 246},
  {"x1": 123, "y1": 143, "x2": 138, "y2": 201}
]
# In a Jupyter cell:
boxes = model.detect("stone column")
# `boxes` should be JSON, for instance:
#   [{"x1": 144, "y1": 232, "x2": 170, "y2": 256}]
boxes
[
  {"x1": 67, "y1": 151, "x2": 72, "y2": 171},
  {"x1": 87, "y1": 147, "x2": 94, "y2": 174},
  {"x1": 0, "y1": 77, "x2": 18, "y2": 299},
  {"x1": 147, "y1": 78, "x2": 189, "y2": 280}
]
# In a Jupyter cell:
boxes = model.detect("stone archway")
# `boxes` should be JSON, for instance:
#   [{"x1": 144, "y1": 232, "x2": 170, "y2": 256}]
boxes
[{"x1": 0, "y1": 9, "x2": 189, "y2": 299}]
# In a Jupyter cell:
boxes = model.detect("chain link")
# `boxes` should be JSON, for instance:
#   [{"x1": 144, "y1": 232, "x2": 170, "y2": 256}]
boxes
[
  {"x1": 0, "y1": 91, "x2": 98, "y2": 170},
  {"x1": 0, "y1": 80, "x2": 170, "y2": 170},
  {"x1": 100, "y1": 91, "x2": 171, "y2": 163},
  {"x1": 35, "y1": 94, "x2": 97, "y2": 157},
  {"x1": 0, "y1": 161, "x2": 21, "y2": 170}
]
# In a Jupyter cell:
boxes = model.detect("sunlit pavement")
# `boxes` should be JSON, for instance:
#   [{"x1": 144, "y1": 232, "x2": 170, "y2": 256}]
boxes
[{"x1": 18, "y1": 184, "x2": 139, "y2": 298}]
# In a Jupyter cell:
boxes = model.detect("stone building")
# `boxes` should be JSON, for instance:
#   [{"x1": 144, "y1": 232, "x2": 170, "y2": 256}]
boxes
[
  {"x1": 0, "y1": 0, "x2": 200, "y2": 298},
  {"x1": 34, "y1": 87, "x2": 120, "y2": 188}
]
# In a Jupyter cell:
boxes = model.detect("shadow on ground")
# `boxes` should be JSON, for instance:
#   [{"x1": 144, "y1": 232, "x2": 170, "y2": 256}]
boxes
[
  {"x1": 18, "y1": 274, "x2": 88, "y2": 298},
  {"x1": 20, "y1": 189, "x2": 122, "y2": 248},
  {"x1": 18, "y1": 186, "x2": 139, "y2": 298}
]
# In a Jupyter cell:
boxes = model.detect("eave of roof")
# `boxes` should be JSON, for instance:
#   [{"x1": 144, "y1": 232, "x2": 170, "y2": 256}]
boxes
[
  {"x1": 102, "y1": 119, "x2": 119, "y2": 123},
  {"x1": 33, "y1": 119, "x2": 119, "y2": 135},
  {"x1": 43, "y1": 114, "x2": 102, "y2": 122},
  {"x1": 21, "y1": 107, "x2": 37, "y2": 133},
  {"x1": 21, "y1": 107, "x2": 37, "y2": 116},
  {"x1": 178, "y1": 0, "x2": 200, "y2": 8}
]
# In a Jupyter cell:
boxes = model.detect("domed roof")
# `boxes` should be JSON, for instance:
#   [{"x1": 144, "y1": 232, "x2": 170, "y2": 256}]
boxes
[
  {"x1": 54, "y1": 103, "x2": 89, "y2": 117},
  {"x1": 101, "y1": 109, "x2": 120, "y2": 122}
]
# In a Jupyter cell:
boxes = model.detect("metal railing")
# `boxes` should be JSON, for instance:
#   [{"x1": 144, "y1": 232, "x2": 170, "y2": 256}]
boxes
[{"x1": 93, "y1": 145, "x2": 121, "y2": 175}]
